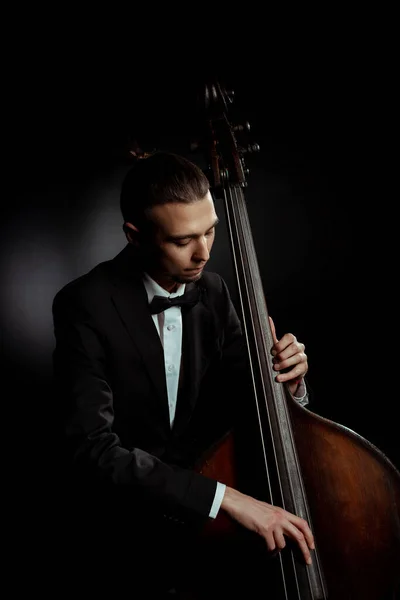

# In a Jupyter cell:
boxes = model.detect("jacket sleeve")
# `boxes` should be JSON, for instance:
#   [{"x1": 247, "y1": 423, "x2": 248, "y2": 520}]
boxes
[{"x1": 52, "y1": 286, "x2": 217, "y2": 521}]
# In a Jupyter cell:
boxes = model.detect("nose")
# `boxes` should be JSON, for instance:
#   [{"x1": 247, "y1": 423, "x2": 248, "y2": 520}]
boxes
[{"x1": 193, "y1": 236, "x2": 210, "y2": 262}]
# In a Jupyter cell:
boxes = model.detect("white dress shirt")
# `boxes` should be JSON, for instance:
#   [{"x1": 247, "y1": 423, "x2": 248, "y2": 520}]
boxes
[
  {"x1": 143, "y1": 273, "x2": 225, "y2": 518},
  {"x1": 142, "y1": 272, "x2": 308, "y2": 519}
]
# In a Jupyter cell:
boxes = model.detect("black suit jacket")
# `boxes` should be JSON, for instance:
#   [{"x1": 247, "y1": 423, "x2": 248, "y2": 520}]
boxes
[{"x1": 52, "y1": 244, "x2": 249, "y2": 526}]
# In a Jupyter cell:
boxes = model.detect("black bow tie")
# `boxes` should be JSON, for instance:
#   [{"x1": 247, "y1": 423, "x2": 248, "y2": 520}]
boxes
[{"x1": 149, "y1": 286, "x2": 200, "y2": 315}]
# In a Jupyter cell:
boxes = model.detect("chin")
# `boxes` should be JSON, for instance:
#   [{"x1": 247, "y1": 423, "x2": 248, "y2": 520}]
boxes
[{"x1": 174, "y1": 271, "x2": 204, "y2": 284}]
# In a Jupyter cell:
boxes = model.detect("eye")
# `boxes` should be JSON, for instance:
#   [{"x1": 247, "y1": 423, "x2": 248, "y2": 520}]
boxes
[{"x1": 174, "y1": 240, "x2": 191, "y2": 247}]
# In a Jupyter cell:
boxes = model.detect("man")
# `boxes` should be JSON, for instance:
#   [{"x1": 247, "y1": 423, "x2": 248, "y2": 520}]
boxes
[{"x1": 52, "y1": 151, "x2": 313, "y2": 597}]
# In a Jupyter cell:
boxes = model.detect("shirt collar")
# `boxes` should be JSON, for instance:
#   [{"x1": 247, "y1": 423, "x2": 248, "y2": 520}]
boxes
[{"x1": 142, "y1": 272, "x2": 186, "y2": 303}]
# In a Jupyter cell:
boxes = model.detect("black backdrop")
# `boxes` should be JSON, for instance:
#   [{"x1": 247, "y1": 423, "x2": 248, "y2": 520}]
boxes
[{"x1": 2, "y1": 26, "x2": 398, "y2": 590}]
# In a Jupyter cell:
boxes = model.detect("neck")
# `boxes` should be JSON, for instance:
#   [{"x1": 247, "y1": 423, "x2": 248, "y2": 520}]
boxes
[{"x1": 145, "y1": 270, "x2": 180, "y2": 293}]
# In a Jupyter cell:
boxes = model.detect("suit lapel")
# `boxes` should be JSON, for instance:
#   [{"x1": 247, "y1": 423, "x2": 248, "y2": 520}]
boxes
[{"x1": 109, "y1": 246, "x2": 170, "y2": 428}]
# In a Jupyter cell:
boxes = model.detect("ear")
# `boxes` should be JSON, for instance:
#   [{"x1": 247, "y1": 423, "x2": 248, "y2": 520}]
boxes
[{"x1": 123, "y1": 222, "x2": 140, "y2": 245}]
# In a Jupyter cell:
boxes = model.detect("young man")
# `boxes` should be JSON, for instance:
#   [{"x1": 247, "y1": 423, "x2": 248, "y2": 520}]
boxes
[{"x1": 52, "y1": 151, "x2": 313, "y2": 597}]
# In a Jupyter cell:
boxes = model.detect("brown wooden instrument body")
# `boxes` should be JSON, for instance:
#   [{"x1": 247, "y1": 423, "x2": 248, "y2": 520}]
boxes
[{"x1": 196, "y1": 399, "x2": 400, "y2": 599}]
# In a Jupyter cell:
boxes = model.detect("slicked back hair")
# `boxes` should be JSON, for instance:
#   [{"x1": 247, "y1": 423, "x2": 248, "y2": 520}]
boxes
[{"x1": 120, "y1": 152, "x2": 210, "y2": 231}]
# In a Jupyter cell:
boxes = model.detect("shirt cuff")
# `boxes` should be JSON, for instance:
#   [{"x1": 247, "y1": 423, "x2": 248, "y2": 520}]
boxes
[
  {"x1": 208, "y1": 482, "x2": 226, "y2": 519},
  {"x1": 291, "y1": 379, "x2": 309, "y2": 406}
]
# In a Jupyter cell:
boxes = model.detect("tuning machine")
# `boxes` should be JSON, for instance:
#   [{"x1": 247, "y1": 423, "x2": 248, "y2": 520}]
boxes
[
  {"x1": 242, "y1": 142, "x2": 260, "y2": 153},
  {"x1": 232, "y1": 120, "x2": 260, "y2": 155},
  {"x1": 233, "y1": 121, "x2": 251, "y2": 133}
]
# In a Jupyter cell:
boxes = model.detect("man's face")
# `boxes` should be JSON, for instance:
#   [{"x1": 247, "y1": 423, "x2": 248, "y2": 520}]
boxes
[{"x1": 134, "y1": 192, "x2": 218, "y2": 290}]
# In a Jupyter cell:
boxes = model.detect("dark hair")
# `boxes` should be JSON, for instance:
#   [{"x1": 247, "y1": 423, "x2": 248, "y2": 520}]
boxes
[{"x1": 120, "y1": 151, "x2": 210, "y2": 228}]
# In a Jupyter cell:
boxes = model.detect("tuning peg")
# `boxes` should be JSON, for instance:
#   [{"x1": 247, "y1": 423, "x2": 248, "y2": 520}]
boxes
[
  {"x1": 239, "y1": 157, "x2": 250, "y2": 177},
  {"x1": 233, "y1": 122, "x2": 251, "y2": 133},
  {"x1": 242, "y1": 143, "x2": 260, "y2": 154}
]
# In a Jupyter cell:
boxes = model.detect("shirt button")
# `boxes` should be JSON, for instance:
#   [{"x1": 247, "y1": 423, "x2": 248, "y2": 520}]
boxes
[
  {"x1": 168, "y1": 364, "x2": 174, "y2": 372},
  {"x1": 167, "y1": 324, "x2": 175, "y2": 331}
]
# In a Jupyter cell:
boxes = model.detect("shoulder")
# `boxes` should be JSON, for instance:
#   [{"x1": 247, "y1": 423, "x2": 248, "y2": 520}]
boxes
[
  {"x1": 199, "y1": 270, "x2": 231, "y2": 297},
  {"x1": 52, "y1": 259, "x2": 114, "y2": 313},
  {"x1": 198, "y1": 270, "x2": 234, "y2": 310},
  {"x1": 199, "y1": 270, "x2": 224, "y2": 290},
  {"x1": 198, "y1": 270, "x2": 242, "y2": 335}
]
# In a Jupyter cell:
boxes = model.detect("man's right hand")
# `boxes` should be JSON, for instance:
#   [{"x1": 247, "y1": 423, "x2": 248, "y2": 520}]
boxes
[{"x1": 220, "y1": 486, "x2": 315, "y2": 565}]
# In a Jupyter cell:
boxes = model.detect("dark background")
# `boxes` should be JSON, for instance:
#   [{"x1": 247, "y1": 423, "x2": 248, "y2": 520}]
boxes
[{"x1": 2, "y1": 16, "x2": 398, "y2": 588}]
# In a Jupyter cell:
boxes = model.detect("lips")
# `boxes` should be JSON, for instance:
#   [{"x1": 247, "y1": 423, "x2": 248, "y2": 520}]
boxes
[{"x1": 186, "y1": 266, "x2": 204, "y2": 273}]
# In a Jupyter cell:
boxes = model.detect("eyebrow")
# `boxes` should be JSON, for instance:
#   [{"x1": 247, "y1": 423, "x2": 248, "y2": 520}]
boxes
[{"x1": 167, "y1": 217, "x2": 220, "y2": 241}]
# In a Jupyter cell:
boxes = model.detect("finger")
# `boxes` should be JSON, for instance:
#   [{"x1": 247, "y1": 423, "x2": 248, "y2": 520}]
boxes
[
  {"x1": 269, "y1": 316, "x2": 279, "y2": 345},
  {"x1": 284, "y1": 524, "x2": 313, "y2": 565},
  {"x1": 275, "y1": 363, "x2": 307, "y2": 383},
  {"x1": 273, "y1": 333, "x2": 299, "y2": 357},
  {"x1": 264, "y1": 531, "x2": 277, "y2": 553},
  {"x1": 274, "y1": 530, "x2": 286, "y2": 551},
  {"x1": 288, "y1": 516, "x2": 315, "y2": 549},
  {"x1": 273, "y1": 351, "x2": 307, "y2": 373},
  {"x1": 274, "y1": 340, "x2": 305, "y2": 363}
]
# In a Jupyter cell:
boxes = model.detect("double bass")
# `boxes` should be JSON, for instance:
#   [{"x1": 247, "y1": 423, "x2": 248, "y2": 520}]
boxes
[{"x1": 186, "y1": 81, "x2": 400, "y2": 599}]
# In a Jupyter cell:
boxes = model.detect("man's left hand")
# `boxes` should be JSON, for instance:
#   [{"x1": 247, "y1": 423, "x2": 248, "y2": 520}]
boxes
[{"x1": 269, "y1": 317, "x2": 308, "y2": 396}]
